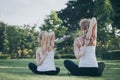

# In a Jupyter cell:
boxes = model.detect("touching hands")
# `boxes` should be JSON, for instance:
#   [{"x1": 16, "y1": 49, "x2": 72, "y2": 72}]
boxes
[{"x1": 47, "y1": 46, "x2": 52, "y2": 52}]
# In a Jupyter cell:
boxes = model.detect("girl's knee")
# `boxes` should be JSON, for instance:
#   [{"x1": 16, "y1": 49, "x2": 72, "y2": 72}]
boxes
[
  {"x1": 64, "y1": 60, "x2": 70, "y2": 65},
  {"x1": 28, "y1": 63, "x2": 33, "y2": 67}
]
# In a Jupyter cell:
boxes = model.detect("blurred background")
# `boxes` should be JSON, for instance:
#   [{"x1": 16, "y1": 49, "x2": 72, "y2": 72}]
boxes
[{"x1": 0, "y1": 0, "x2": 120, "y2": 60}]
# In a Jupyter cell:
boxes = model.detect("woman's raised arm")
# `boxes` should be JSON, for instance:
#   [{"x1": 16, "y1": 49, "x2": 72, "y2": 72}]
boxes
[{"x1": 85, "y1": 17, "x2": 97, "y2": 45}]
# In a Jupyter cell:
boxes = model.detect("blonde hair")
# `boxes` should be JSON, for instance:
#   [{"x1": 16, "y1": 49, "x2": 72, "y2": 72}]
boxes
[
  {"x1": 48, "y1": 31, "x2": 55, "y2": 48},
  {"x1": 49, "y1": 31, "x2": 55, "y2": 40},
  {"x1": 38, "y1": 31, "x2": 49, "y2": 53},
  {"x1": 79, "y1": 19, "x2": 90, "y2": 31}
]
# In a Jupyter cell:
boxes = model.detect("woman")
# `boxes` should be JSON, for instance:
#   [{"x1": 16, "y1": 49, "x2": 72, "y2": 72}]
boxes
[
  {"x1": 64, "y1": 17, "x2": 105, "y2": 76},
  {"x1": 28, "y1": 31, "x2": 60, "y2": 75}
]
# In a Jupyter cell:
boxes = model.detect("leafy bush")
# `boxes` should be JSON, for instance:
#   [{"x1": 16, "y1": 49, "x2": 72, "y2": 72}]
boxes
[
  {"x1": 54, "y1": 53, "x2": 61, "y2": 59},
  {"x1": 101, "y1": 50, "x2": 120, "y2": 60},
  {"x1": 61, "y1": 54, "x2": 75, "y2": 59},
  {"x1": 55, "y1": 53, "x2": 75, "y2": 59},
  {"x1": 0, "y1": 54, "x2": 11, "y2": 59}
]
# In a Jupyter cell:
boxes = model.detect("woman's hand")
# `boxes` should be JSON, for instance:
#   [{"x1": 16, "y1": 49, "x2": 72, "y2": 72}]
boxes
[{"x1": 47, "y1": 46, "x2": 52, "y2": 52}]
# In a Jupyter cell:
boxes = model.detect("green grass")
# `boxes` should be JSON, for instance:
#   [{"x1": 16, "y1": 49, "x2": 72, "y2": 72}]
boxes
[{"x1": 0, "y1": 59, "x2": 120, "y2": 80}]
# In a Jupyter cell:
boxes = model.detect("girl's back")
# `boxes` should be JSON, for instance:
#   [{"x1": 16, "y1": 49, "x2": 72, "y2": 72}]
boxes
[{"x1": 37, "y1": 48, "x2": 56, "y2": 71}]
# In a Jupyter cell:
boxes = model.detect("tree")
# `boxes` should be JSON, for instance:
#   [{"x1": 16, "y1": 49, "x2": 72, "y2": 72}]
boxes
[
  {"x1": 3, "y1": 23, "x2": 38, "y2": 57},
  {"x1": 0, "y1": 22, "x2": 9, "y2": 54},
  {"x1": 39, "y1": 11, "x2": 68, "y2": 54},
  {"x1": 94, "y1": 0, "x2": 114, "y2": 54},
  {"x1": 58, "y1": 0, "x2": 95, "y2": 32},
  {"x1": 57, "y1": 0, "x2": 95, "y2": 54},
  {"x1": 3, "y1": 25, "x2": 9, "y2": 54},
  {"x1": 109, "y1": 0, "x2": 120, "y2": 50},
  {"x1": 40, "y1": 11, "x2": 67, "y2": 38},
  {"x1": 110, "y1": 0, "x2": 120, "y2": 29},
  {"x1": 58, "y1": 0, "x2": 114, "y2": 55},
  {"x1": 0, "y1": 22, "x2": 5, "y2": 52}
]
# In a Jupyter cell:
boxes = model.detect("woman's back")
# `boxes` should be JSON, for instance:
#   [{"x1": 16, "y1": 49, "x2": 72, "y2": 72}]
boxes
[
  {"x1": 79, "y1": 46, "x2": 98, "y2": 67},
  {"x1": 64, "y1": 17, "x2": 105, "y2": 76}
]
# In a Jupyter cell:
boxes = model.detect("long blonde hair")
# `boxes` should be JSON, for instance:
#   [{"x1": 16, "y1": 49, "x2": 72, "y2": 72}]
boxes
[
  {"x1": 38, "y1": 31, "x2": 49, "y2": 54},
  {"x1": 48, "y1": 31, "x2": 55, "y2": 47},
  {"x1": 49, "y1": 31, "x2": 55, "y2": 40}
]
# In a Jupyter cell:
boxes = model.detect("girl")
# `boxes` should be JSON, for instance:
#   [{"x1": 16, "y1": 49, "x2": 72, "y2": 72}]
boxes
[
  {"x1": 28, "y1": 31, "x2": 60, "y2": 75},
  {"x1": 64, "y1": 17, "x2": 105, "y2": 76}
]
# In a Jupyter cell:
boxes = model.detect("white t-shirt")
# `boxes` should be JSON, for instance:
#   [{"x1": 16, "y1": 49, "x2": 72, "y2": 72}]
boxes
[
  {"x1": 79, "y1": 46, "x2": 98, "y2": 67},
  {"x1": 37, "y1": 50, "x2": 56, "y2": 71}
]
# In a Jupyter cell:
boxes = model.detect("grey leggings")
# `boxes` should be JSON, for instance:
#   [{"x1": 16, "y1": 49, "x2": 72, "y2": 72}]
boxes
[{"x1": 64, "y1": 60, "x2": 105, "y2": 76}]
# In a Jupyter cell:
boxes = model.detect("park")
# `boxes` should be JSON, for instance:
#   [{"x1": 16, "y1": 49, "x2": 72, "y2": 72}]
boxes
[{"x1": 0, "y1": 0, "x2": 120, "y2": 80}]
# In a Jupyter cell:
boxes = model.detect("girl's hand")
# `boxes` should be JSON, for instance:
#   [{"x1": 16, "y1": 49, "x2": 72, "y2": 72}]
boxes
[
  {"x1": 47, "y1": 46, "x2": 52, "y2": 52},
  {"x1": 44, "y1": 49, "x2": 49, "y2": 55}
]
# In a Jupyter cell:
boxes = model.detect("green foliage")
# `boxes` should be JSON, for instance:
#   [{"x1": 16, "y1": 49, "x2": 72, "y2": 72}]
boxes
[
  {"x1": 101, "y1": 50, "x2": 120, "y2": 60},
  {"x1": 0, "y1": 22, "x2": 9, "y2": 54},
  {"x1": 56, "y1": 36, "x2": 74, "y2": 54},
  {"x1": 94, "y1": 0, "x2": 119, "y2": 55},
  {"x1": 58, "y1": 0, "x2": 95, "y2": 32},
  {"x1": 0, "y1": 0, "x2": 120, "y2": 59},
  {"x1": 0, "y1": 22, "x2": 7, "y2": 52},
  {"x1": 55, "y1": 51, "x2": 75, "y2": 59},
  {"x1": 3, "y1": 39, "x2": 9, "y2": 53},
  {"x1": 94, "y1": 0, "x2": 113, "y2": 36},
  {"x1": 40, "y1": 11, "x2": 67, "y2": 38},
  {"x1": 58, "y1": 0, "x2": 95, "y2": 55},
  {"x1": 95, "y1": 0, "x2": 113, "y2": 23},
  {"x1": 58, "y1": 0, "x2": 116, "y2": 55},
  {"x1": 0, "y1": 54, "x2": 11, "y2": 59},
  {"x1": 0, "y1": 22, "x2": 38, "y2": 58},
  {"x1": 95, "y1": 0, "x2": 114, "y2": 47},
  {"x1": 40, "y1": 11, "x2": 70, "y2": 54},
  {"x1": 110, "y1": 0, "x2": 120, "y2": 29}
]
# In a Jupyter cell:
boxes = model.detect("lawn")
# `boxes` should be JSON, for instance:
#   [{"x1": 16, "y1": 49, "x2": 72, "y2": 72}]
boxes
[{"x1": 0, "y1": 59, "x2": 120, "y2": 80}]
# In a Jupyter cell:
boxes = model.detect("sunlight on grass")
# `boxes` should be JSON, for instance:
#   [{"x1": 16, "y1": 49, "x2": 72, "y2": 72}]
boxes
[
  {"x1": 110, "y1": 68, "x2": 120, "y2": 70},
  {"x1": 0, "y1": 66, "x2": 27, "y2": 69},
  {"x1": 0, "y1": 59, "x2": 120, "y2": 80}
]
